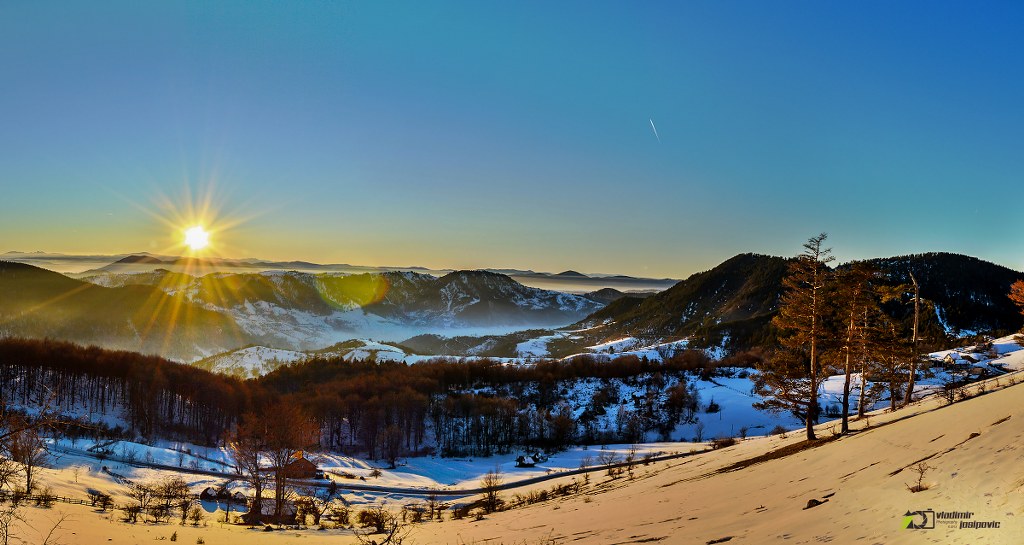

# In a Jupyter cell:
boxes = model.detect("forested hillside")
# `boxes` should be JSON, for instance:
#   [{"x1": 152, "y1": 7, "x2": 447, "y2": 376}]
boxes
[
  {"x1": 0, "y1": 261, "x2": 248, "y2": 360},
  {"x1": 574, "y1": 252, "x2": 1024, "y2": 354},
  {"x1": 0, "y1": 337, "x2": 722, "y2": 460}
]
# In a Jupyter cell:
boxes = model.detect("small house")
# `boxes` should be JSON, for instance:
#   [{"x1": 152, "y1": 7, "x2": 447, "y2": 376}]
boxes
[
  {"x1": 515, "y1": 455, "x2": 537, "y2": 468},
  {"x1": 283, "y1": 451, "x2": 319, "y2": 480},
  {"x1": 515, "y1": 451, "x2": 548, "y2": 468}
]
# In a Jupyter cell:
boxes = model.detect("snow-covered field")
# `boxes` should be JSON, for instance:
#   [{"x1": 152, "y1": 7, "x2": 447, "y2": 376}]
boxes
[
  {"x1": 6, "y1": 333, "x2": 1021, "y2": 545},
  {"x1": 16, "y1": 361, "x2": 1024, "y2": 544}
]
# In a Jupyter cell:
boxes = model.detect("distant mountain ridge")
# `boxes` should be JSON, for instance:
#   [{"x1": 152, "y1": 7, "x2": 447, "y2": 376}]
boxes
[
  {"x1": 37, "y1": 252, "x2": 678, "y2": 294},
  {"x1": 88, "y1": 268, "x2": 602, "y2": 326}
]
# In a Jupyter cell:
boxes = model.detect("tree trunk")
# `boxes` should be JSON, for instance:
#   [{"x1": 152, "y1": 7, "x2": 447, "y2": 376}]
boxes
[
  {"x1": 856, "y1": 309, "x2": 869, "y2": 419},
  {"x1": 902, "y1": 272, "x2": 920, "y2": 407},
  {"x1": 841, "y1": 349, "x2": 852, "y2": 434},
  {"x1": 807, "y1": 344, "x2": 818, "y2": 440},
  {"x1": 807, "y1": 269, "x2": 819, "y2": 441},
  {"x1": 857, "y1": 368, "x2": 868, "y2": 418}
]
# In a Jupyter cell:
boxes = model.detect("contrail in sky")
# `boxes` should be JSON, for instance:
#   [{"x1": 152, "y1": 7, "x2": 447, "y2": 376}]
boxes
[{"x1": 649, "y1": 118, "x2": 661, "y2": 143}]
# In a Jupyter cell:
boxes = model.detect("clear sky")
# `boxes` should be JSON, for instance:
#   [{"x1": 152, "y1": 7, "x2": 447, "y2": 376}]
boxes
[{"x1": 1, "y1": 1, "x2": 1022, "y2": 278}]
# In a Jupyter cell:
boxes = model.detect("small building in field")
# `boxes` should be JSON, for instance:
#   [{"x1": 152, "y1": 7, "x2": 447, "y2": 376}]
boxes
[
  {"x1": 515, "y1": 451, "x2": 548, "y2": 468},
  {"x1": 515, "y1": 455, "x2": 537, "y2": 468},
  {"x1": 283, "y1": 451, "x2": 320, "y2": 480}
]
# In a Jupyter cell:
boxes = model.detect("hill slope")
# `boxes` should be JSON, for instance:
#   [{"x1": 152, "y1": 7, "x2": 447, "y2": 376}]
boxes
[
  {"x1": 575, "y1": 253, "x2": 791, "y2": 349},
  {"x1": 866, "y1": 252, "x2": 1024, "y2": 336},
  {"x1": 575, "y1": 252, "x2": 1024, "y2": 353},
  {"x1": 0, "y1": 261, "x2": 248, "y2": 360},
  {"x1": 421, "y1": 374, "x2": 1024, "y2": 544}
]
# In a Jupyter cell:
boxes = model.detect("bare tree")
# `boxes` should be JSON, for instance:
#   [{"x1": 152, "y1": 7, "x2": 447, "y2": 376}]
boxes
[
  {"x1": 149, "y1": 476, "x2": 191, "y2": 525},
  {"x1": 625, "y1": 445, "x2": 638, "y2": 479},
  {"x1": 479, "y1": 469, "x2": 503, "y2": 513},
  {"x1": 229, "y1": 413, "x2": 270, "y2": 525},
  {"x1": 425, "y1": 492, "x2": 441, "y2": 521},
  {"x1": 7, "y1": 418, "x2": 48, "y2": 494},
  {"x1": 264, "y1": 403, "x2": 317, "y2": 522},
  {"x1": 332, "y1": 502, "x2": 351, "y2": 526},
  {"x1": 0, "y1": 503, "x2": 23, "y2": 545},
  {"x1": 0, "y1": 457, "x2": 17, "y2": 493},
  {"x1": 578, "y1": 456, "x2": 592, "y2": 485},
  {"x1": 123, "y1": 483, "x2": 153, "y2": 524},
  {"x1": 354, "y1": 504, "x2": 410, "y2": 545},
  {"x1": 380, "y1": 425, "x2": 403, "y2": 469},
  {"x1": 833, "y1": 263, "x2": 878, "y2": 433},
  {"x1": 1, "y1": 506, "x2": 68, "y2": 545},
  {"x1": 596, "y1": 450, "x2": 620, "y2": 477},
  {"x1": 295, "y1": 486, "x2": 338, "y2": 526},
  {"x1": 901, "y1": 272, "x2": 922, "y2": 407}
]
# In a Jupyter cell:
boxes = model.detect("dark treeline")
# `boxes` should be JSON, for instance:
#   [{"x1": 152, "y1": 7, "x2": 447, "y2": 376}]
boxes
[
  {"x1": 0, "y1": 338, "x2": 253, "y2": 444},
  {"x1": 0, "y1": 337, "x2": 726, "y2": 460}
]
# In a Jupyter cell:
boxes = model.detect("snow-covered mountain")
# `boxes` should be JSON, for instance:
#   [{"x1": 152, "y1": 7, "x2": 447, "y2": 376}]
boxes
[{"x1": 77, "y1": 267, "x2": 603, "y2": 358}]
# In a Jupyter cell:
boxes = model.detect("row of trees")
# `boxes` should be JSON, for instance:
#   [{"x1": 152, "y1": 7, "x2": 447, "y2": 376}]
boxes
[
  {"x1": 0, "y1": 338, "x2": 251, "y2": 443},
  {"x1": 0, "y1": 336, "x2": 719, "y2": 478},
  {"x1": 757, "y1": 233, "x2": 1024, "y2": 441}
]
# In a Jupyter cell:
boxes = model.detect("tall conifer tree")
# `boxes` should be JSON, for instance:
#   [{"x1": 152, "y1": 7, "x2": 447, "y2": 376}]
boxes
[{"x1": 755, "y1": 233, "x2": 834, "y2": 440}]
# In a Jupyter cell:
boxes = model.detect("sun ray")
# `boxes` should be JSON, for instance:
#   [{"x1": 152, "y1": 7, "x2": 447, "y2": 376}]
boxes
[{"x1": 94, "y1": 178, "x2": 273, "y2": 354}]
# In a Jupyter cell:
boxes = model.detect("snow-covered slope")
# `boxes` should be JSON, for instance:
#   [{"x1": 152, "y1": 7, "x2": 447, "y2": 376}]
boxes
[
  {"x1": 192, "y1": 345, "x2": 309, "y2": 378},
  {"x1": 419, "y1": 373, "x2": 1024, "y2": 544}
]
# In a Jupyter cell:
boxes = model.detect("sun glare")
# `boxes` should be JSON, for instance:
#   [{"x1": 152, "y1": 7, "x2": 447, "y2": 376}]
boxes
[{"x1": 184, "y1": 226, "x2": 210, "y2": 251}]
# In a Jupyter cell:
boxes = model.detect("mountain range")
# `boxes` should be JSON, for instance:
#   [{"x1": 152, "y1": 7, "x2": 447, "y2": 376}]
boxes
[
  {"x1": 0, "y1": 260, "x2": 605, "y2": 360},
  {"x1": 2, "y1": 251, "x2": 1021, "y2": 364},
  {"x1": 2, "y1": 251, "x2": 678, "y2": 293}
]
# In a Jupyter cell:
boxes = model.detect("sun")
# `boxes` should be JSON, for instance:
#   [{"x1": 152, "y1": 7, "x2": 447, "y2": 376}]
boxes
[{"x1": 184, "y1": 226, "x2": 210, "y2": 251}]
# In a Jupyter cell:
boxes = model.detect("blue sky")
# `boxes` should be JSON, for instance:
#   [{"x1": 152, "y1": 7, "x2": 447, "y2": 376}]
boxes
[{"x1": 1, "y1": 1, "x2": 1022, "y2": 277}]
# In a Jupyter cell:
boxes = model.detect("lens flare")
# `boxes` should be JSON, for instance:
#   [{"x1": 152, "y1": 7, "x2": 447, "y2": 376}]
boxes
[{"x1": 316, "y1": 274, "x2": 391, "y2": 309}]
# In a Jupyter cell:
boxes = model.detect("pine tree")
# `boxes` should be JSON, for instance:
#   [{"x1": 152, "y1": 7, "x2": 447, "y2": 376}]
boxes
[
  {"x1": 755, "y1": 233, "x2": 834, "y2": 440},
  {"x1": 875, "y1": 317, "x2": 912, "y2": 410},
  {"x1": 832, "y1": 262, "x2": 878, "y2": 434}
]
